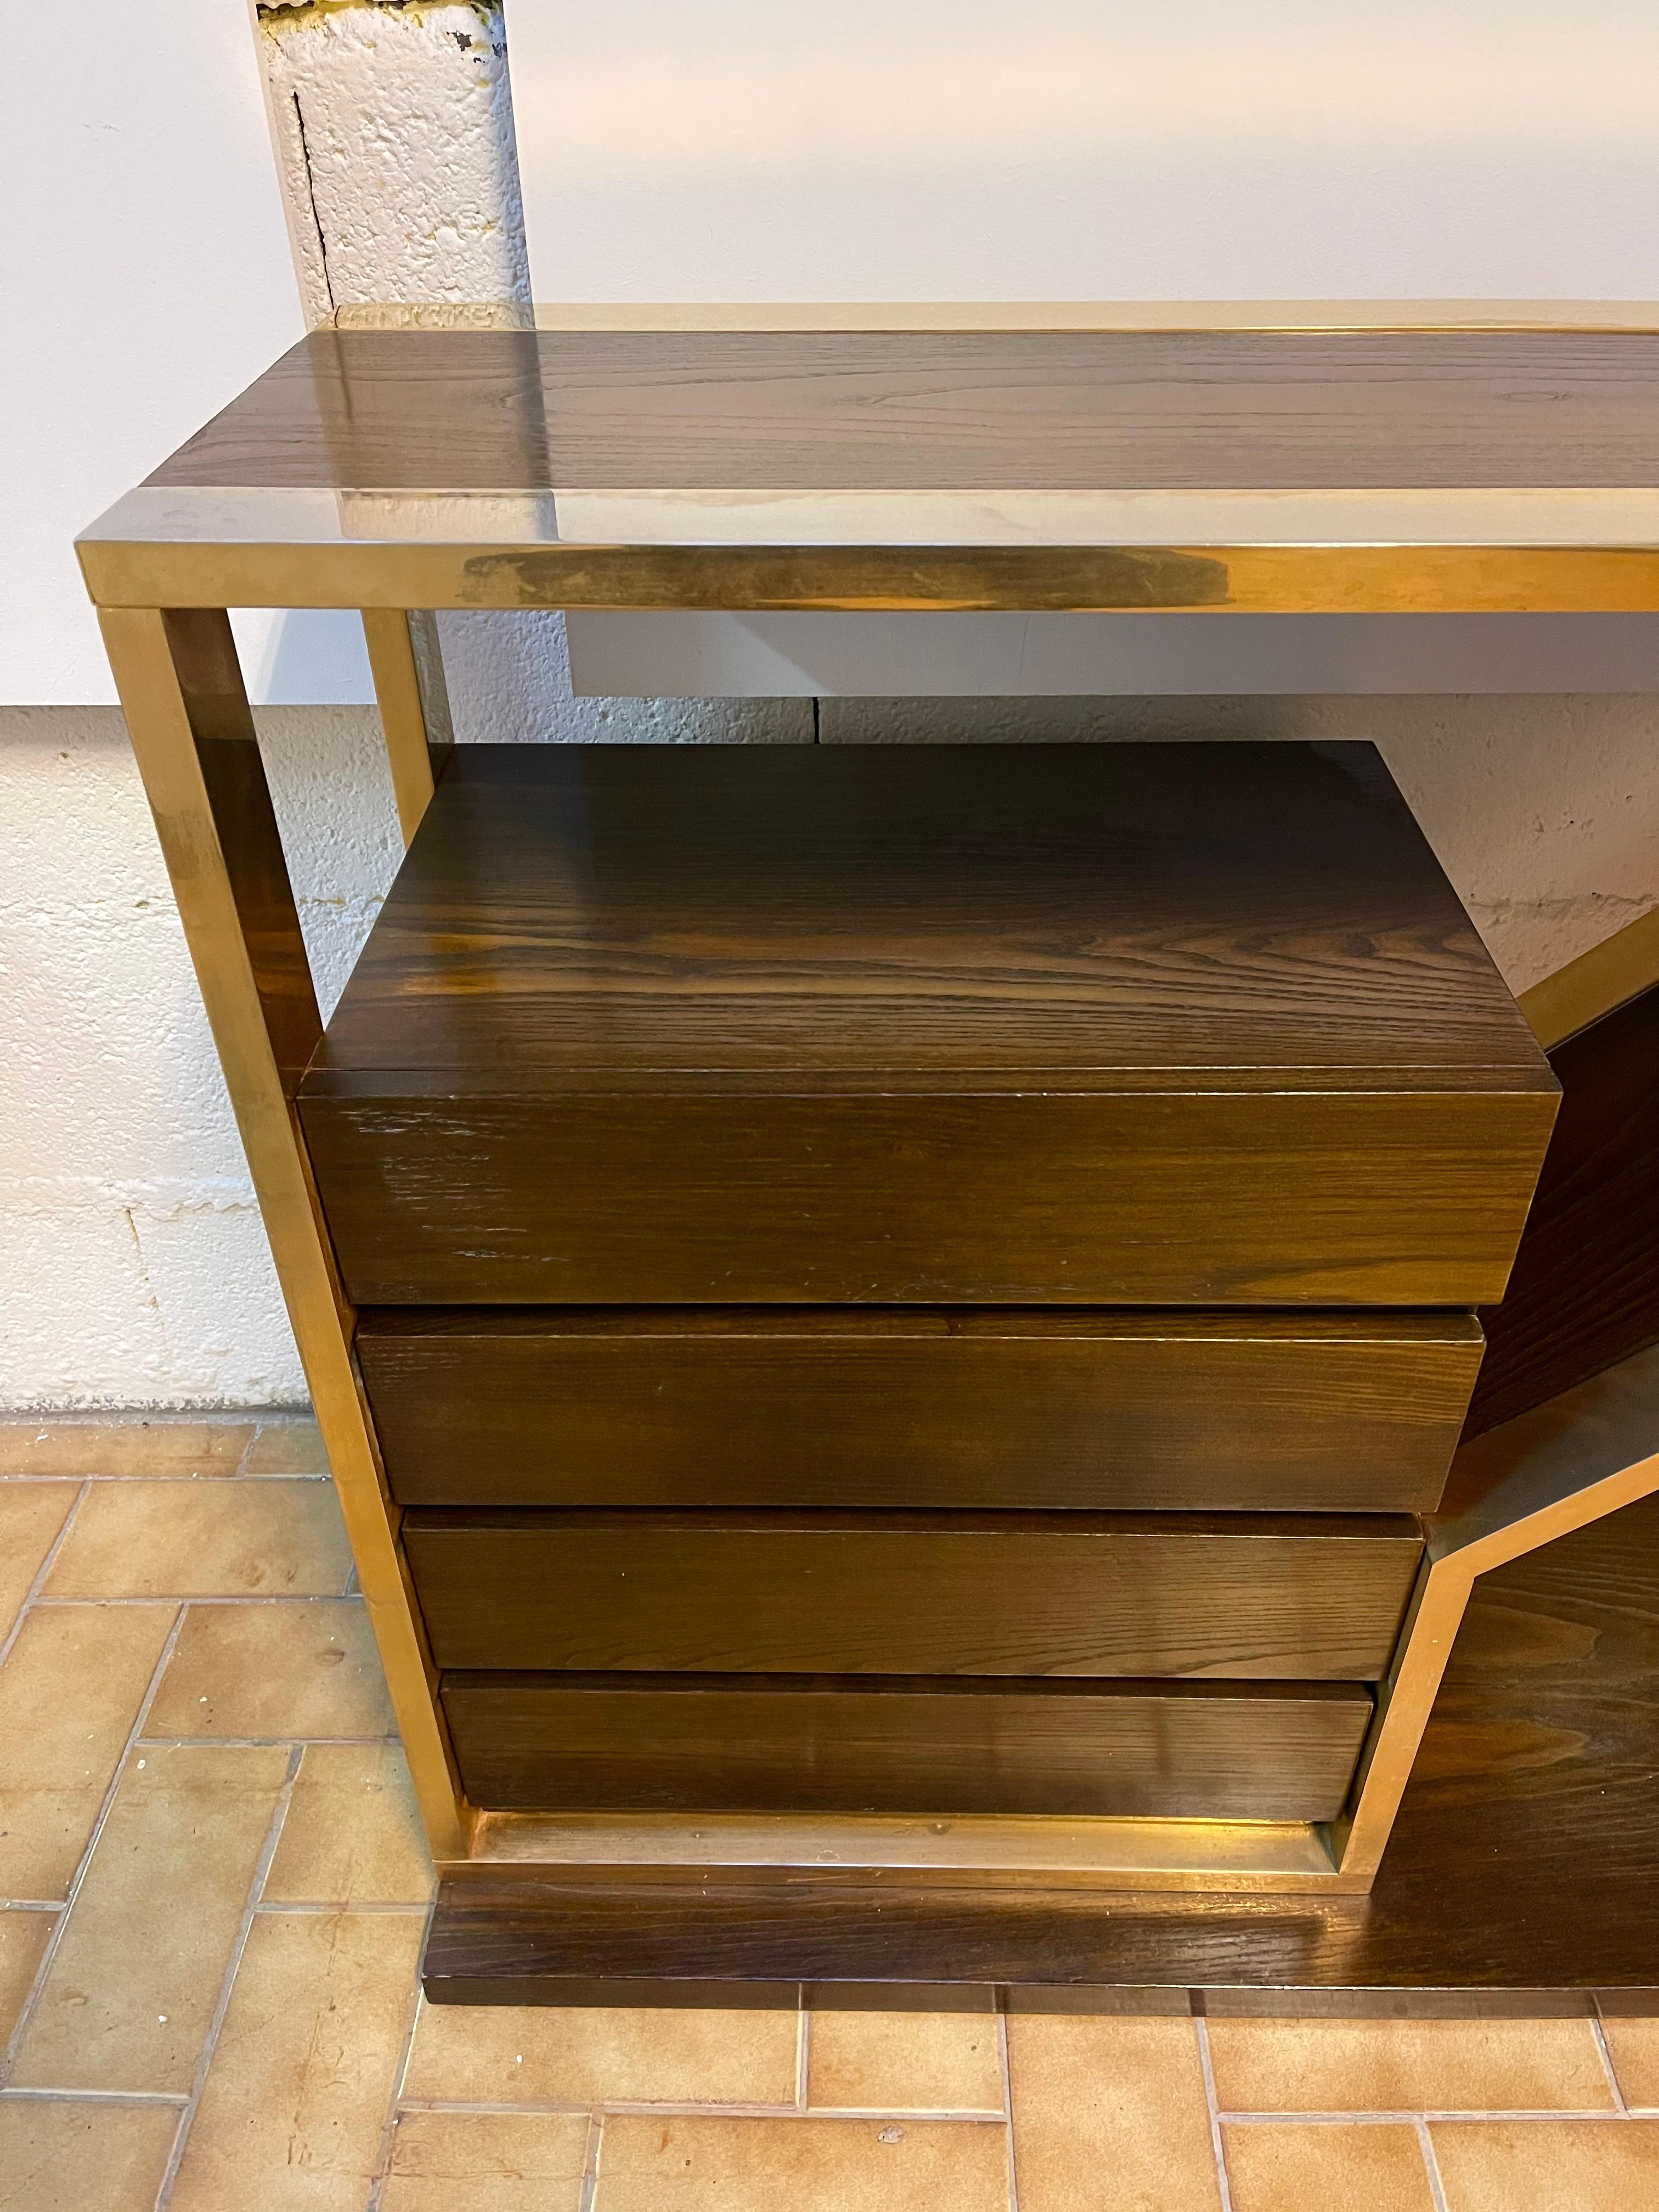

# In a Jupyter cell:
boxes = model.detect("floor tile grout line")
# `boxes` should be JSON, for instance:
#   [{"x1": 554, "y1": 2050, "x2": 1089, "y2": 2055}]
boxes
[
  {"x1": 364, "y1": 1895, "x2": 436, "y2": 2212},
  {"x1": 136, "y1": 1736, "x2": 400, "y2": 1751},
  {"x1": 1194, "y1": 2018, "x2": 1236, "y2": 2212},
  {"x1": 255, "y1": 1899, "x2": 435, "y2": 1917},
  {"x1": 48, "y1": 1475, "x2": 268, "y2": 1494},
  {"x1": 32, "y1": 1594, "x2": 364, "y2": 1609},
  {"x1": 1220, "y1": 2107, "x2": 1632, "y2": 2123},
  {"x1": 1590, "y1": 2007, "x2": 1631, "y2": 2113},
  {"x1": 795, "y1": 1987, "x2": 809, "y2": 2109},
  {"x1": 0, "y1": 1471, "x2": 330, "y2": 1485},
  {"x1": 795, "y1": 2102, "x2": 1009, "y2": 2120},
  {"x1": 0, "y1": 1476, "x2": 92, "y2": 1671},
  {"x1": 0, "y1": 1602, "x2": 187, "y2": 2088},
  {"x1": 579, "y1": 2109, "x2": 603, "y2": 2212},
  {"x1": 997, "y1": 2010, "x2": 1020, "y2": 2212},
  {"x1": 153, "y1": 1740, "x2": 306, "y2": 2210},
  {"x1": 162, "y1": 2106, "x2": 192, "y2": 2207},
  {"x1": 1415, "y1": 2118, "x2": 1453, "y2": 2212},
  {"x1": 0, "y1": 2085, "x2": 190, "y2": 2106},
  {"x1": 395, "y1": 2096, "x2": 1013, "y2": 2122}
]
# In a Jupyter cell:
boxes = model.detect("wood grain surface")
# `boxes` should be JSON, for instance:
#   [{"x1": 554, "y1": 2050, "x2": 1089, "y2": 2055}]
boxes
[
  {"x1": 1466, "y1": 983, "x2": 1659, "y2": 1436},
  {"x1": 440, "y1": 1674, "x2": 1373, "y2": 1821},
  {"x1": 422, "y1": 1493, "x2": 1659, "y2": 2003},
  {"x1": 301, "y1": 744, "x2": 1553, "y2": 1307},
  {"x1": 148, "y1": 328, "x2": 1659, "y2": 493},
  {"x1": 359, "y1": 1307, "x2": 1480, "y2": 1515},
  {"x1": 309, "y1": 744, "x2": 1542, "y2": 1080},
  {"x1": 401, "y1": 1510, "x2": 1423, "y2": 1680},
  {"x1": 307, "y1": 1085, "x2": 1553, "y2": 1306}
]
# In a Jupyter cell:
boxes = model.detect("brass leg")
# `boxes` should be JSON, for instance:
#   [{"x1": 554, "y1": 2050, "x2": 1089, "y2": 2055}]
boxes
[
  {"x1": 1329, "y1": 1553, "x2": 1475, "y2": 1883},
  {"x1": 1333, "y1": 1346, "x2": 1659, "y2": 1882},
  {"x1": 99, "y1": 605, "x2": 469, "y2": 1860},
  {"x1": 1518, "y1": 903, "x2": 1659, "y2": 1051},
  {"x1": 362, "y1": 608, "x2": 455, "y2": 845}
]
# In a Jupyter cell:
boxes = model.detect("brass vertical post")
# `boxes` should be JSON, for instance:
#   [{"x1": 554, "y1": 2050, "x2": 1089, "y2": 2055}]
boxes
[
  {"x1": 362, "y1": 607, "x2": 455, "y2": 845},
  {"x1": 99, "y1": 605, "x2": 470, "y2": 1859}
]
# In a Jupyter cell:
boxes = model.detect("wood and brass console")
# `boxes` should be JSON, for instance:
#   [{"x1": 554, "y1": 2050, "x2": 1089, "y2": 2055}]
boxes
[{"x1": 79, "y1": 306, "x2": 1659, "y2": 2005}]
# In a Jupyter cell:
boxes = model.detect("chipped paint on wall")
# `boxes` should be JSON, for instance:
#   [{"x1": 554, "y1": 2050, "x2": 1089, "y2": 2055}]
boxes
[{"x1": 259, "y1": 0, "x2": 527, "y2": 324}]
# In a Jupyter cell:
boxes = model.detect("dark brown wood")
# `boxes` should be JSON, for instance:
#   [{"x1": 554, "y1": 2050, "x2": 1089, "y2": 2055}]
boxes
[
  {"x1": 148, "y1": 329, "x2": 1659, "y2": 494},
  {"x1": 402, "y1": 1509, "x2": 1423, "y2": 1680},
  {"x1": 301, "y1": 744, "x2": 1553, "y2": 1307},
  {"x1": 308, "y1": 743, "x2": 1541, "y2": 1081},
  {"x1": 360, "y1": 1306, "x2": 1480, "y2": 1515},
  {"x1": 1466, "y1": 984, "x2": 1659, "y2": 1437},
  {"x1": 441, "y1": 1673, "x2": 1373, "y2": 1821},
  {"x1": 307, "y1": 1085, "x2": 1553, "y2": 1306},
  {"x1": 422, "y1": 1491, "x2": 1659, "y2": 2005}
]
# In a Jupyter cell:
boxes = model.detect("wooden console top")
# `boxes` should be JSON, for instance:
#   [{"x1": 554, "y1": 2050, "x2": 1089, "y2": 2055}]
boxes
[{"x1": 76, "y1": 313, "x2": 1659, "y2": 614}]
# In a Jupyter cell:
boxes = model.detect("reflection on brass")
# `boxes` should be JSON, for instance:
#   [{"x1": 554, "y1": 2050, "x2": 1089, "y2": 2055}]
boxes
[
  {"x1": 459, "y1": 543, "x2": 1235, "y2": 612},
  {"x1": 470, "y1": 1808, "x2": 1340, "y2": 1888},
  {"x1": 1519, "y1": 905, "x2": 1659, "y2": 1052},
  {"x1": 361, "y1": 608, "x2": 454, "y2": 845},
  {"x1": 77, "y1": 482, "x2": 1659, "y2": 555},
  {"x1": 1331, "y1": 1341, "x2": 1659, "y2": 1883},
  {"x1": 98, "y1": 605, "x2": 470, "y2": 1862},
  {"x1": 76, "y1": 536, "x2": 1659, "y2": 617}
]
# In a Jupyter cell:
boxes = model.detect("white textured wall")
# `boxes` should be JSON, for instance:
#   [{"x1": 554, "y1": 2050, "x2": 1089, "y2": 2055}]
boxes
[
  {"x1": 5, "y1": 0, "x2": 1658, "y2": 1408},
  {"x1": 0, "y1": 0, "x2": 305, "y2": 704},
  {"x1": 0, "y1": 706, "x2": 397, "y2": 1408},
  {"x1": 511, "y1": 0, "x2": 1659, "y2": 300},
  {"x1": 260, "y1": 0, "x2": 529, "y2": 324},
  {"x1": 529, "y1": 0, "x2": 1659, "y2": 712}
]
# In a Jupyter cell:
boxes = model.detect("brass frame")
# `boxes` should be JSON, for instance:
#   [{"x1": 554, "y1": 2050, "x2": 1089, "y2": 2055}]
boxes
[
  {"x1": 84, "y1": 303, "x2": 1659, "y2": 1897},
  {"x1": 75, "y1": 491, "x2": 1659, "y2": 620},
  {"x1": 1517, "y1": 905, "x2": 1659, "y2": 1051}
]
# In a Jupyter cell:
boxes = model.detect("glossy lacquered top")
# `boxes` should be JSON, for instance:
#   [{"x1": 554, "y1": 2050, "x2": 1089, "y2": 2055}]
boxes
[
  {"x1": 77, "y1": 317, "x2": 1659, "y2": 612},
  {"x1": 145, "y1": 326, "x2": 1659, "y2": 495}
]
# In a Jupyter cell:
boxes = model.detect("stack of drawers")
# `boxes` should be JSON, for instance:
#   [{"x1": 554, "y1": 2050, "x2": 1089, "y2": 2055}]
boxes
[{"x1": 299, "y1": 742, "x2": 1556, "y2": 1828}]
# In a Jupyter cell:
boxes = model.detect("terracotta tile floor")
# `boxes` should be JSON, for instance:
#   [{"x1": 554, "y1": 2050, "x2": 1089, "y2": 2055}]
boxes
[{"x1": 1, "y1": 1418, "x2": 1656, "y2": 2211}]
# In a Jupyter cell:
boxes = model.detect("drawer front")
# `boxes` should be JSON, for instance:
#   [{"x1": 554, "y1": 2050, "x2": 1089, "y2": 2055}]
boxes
[
  {"x1": 441, "y1": 1673, "x2": 1375, "y2": 1821},
  {"x1": 302, "y1": 1087, "x2": 1554, "y2": 1307},
  {"x1": 362, "y1": 1308, "x2": 1479, "y2": 1515},
  {"x1": 403, "y1": 1510, "x2": 1423, "y2": 1680}
]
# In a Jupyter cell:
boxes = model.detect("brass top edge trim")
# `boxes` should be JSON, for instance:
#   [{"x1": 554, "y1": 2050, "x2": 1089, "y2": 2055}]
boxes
[
  {"x1": 326, "y1": 300, "x2": 1659, "y2": 335},
  {"x1": 75, "y1": 483, "x2": 1659, "y2": 556}
]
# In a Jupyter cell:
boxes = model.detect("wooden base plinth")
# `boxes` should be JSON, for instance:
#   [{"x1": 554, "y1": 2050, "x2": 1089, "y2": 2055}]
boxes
[{"x1": 423, "y1": 1492, "x2": 1659, "y2": 2009}]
